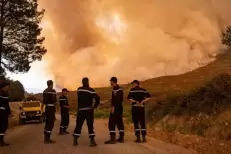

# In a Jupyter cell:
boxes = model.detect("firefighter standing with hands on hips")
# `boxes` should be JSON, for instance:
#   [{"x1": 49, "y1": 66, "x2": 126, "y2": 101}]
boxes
[
  {"x1": 42, "y1": 80, "x2": 57, "y2": 144},
  {"x1": 59, "y1": 88, "x2": 70, "y2": 135},
  {"x1": 0, "y1": 80, "x2": 11, "y2": 147},
  {"x1": 127, "y1": 80, "x2": 151, "y2": 143},
  {"x1": 105, "y1": 77, "x2": 125, "y2": 144},
  {"x1": 73, "y1": 77, "x2": 100, "y2": 147}
]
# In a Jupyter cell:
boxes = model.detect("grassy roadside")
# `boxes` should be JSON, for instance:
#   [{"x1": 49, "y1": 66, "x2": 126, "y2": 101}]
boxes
[{"x1": 69, "y1": 103, "x2": 133, "y2": 122}]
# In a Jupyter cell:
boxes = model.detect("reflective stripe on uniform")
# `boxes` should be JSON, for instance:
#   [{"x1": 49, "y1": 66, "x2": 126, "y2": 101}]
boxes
[
  {"x1": 119, "y1": 130, "x2": 124, "y2": 132},
  {"x1": 0, "y1": 133, "x2": 4, "y2": 136},
  {"x1": 77, "y1": 89, "x2": 96, "y2": 94},
  {"x1": 0, "y1": 96, "x2": 8, "y2": 99},
  {"x1": 135, "y1": 129, "x2": 140, "y2": 131},
  {"x1": 89, "y1": 134, "x2": 95, "y2": 136},
  {"x1": 141, "y1": 129, "x2": 146, "y2": 131},
  {"x1": 129, "y1": 90, "x2": 147, "y2": 93},
  {"x1": 133, "y1": 104, "x2": 144, "y2": 107},
  {"x1": 43, "y1": 92, "x2": 56, "y2": 94},
  {"x1": 59, "y1": 99, "x2": 66, "y2": 101},
  {"x1": 47, "y1": 104, "x2": 55, "y2": 107},
  {"x1": 110, "y1": 130, "x2": 116, "y2": 133},
  {"x1": 0, "y1": 107, "x2": 6, "y2": 110},
  {"x1": 78, "y1": 107, "x2": 92, "y2": 111},
  {"x1": 60, "y1": 126, "x2": 64, "y2": 128},
  {"x1": 73, "y1": 133, "x2": 80, "y2": 136},
  {"x1": 112, "y1": 88, "x2": 122, "y2": 92},
  {"x1": 44, "y1": 130, "x2": 51, "y2": 133}
]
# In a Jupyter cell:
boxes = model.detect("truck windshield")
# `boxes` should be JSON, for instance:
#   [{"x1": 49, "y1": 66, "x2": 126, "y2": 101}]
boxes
[{"x1": 22, "y1": 102, "x2": 40, "y2": 107}]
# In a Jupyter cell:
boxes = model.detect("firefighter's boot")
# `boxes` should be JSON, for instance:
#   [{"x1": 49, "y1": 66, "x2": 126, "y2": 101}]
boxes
[
  {"x1": 104, "y1": 135, "x2": 116, "y2": 144},
  {"x1": 44, "y1": 134, "x2": 48, "y2": 142},
  {"x1": 73, "y1": 136, "x2": 78, "y2": 146},
  {"x1": 142, "y1": 135, "x2": 147, "y2": 143},
  {"x1": 59, "y1": 127, "x2": 65, "y2": 135},
  {"x1": 0, "y1": 136, "x2": 9, "y2": 147},
  {"x1": 134, "y1": 135, "x2": 142, "y2": 143},
  {"x1": 116, "y1": 136, "x2": 124, "y2": 143},
  {"x1": 90, "y1": 137, "x2": 97, "y2": 147},
  {"x1": 44, "y1": 134, "x2": 56, "y2": 144}
]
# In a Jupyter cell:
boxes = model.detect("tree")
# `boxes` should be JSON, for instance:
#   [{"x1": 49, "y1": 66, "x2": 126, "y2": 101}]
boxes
[
  {"x1": 222, "y1": 26, "x2": 231, "y2": 49},
  {"x1": 8, "y1": 80, "x2": 25, "y2": 101},
  {"x1": 24, "y1": 90, "x2": 29, "y2": 97},
  {"x1": 0, "y1": 73, "x2": 25, "y2": 101},
  {"x1": 0, "y1": 75, "x2": 25, "y2": 101},
  {"x1": 0, "y1": 0, "x2": 47, "y2": 75},
  {"x1": 24, "y1": 93, "x2": 36, "y2": 101}
]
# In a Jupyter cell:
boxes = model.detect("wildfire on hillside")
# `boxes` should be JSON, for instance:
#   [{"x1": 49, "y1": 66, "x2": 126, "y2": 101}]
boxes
[{"x1": 39, "y1": 0, "x2": 231, "y2": 89}]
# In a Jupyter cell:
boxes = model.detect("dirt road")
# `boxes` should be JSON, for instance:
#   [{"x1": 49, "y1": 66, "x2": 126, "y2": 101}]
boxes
[{"x1": 0, "y1": 114, "x2": 197, "y2": 154}]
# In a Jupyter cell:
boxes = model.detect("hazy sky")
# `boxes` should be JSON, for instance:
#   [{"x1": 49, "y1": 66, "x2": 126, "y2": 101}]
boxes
[{"x1": 9, "y1": 61, "x2": 51, "y2": 93}]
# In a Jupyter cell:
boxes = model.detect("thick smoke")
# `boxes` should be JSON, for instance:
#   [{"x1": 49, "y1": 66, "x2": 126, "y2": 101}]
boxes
[{"x1": 39, "y1": 0, "x2": 231, "y2": 89}]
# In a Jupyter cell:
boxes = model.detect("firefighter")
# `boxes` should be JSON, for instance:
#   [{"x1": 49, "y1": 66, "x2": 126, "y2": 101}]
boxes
[
  {"x1": 105, "y1": 77, "x2": 125, "y2": 144},
  {"x1": 127, "y1": 80, "x2": 151, "y2": 143},
  {"x1": 0, "y1": 81, "x2": 11, "y2": 147},
  {"x1": 59, "y1": 88, "x2": 69, "y2": 135},
  {"x1": 73, "y1": 77, "x2": 100, "y2": 147},
  {"x1": 42, "y1": 80, "x2": 57, "y2": 144}
]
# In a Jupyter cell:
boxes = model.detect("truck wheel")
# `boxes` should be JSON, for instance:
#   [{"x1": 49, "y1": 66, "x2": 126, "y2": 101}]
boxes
[
  {"x1": 19, "y1": 118, "x2": 25, "y2": 125},
  {"x1": 43, "y1": 114, "x2": 46, "y2": 123},
  {"x1": 39, "y1": 116, "x2": 43, "y2": 123},
  {"x1": 19, "y1": 118, "x2": 22, "y2": 125}
]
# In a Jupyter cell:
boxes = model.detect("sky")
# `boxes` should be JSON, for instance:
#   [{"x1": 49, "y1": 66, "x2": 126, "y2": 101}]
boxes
[{"x1": 8, "y1": 60, "x2": 51, "y2": 93}]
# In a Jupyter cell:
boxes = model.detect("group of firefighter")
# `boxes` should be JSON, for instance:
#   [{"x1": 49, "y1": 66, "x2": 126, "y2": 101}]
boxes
[{"x1": 0, "y1": 76, "x2": 151, "y2": 147}]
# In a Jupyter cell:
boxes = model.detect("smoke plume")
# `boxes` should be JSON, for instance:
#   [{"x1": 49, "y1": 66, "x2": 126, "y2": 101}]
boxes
[{"x1": 39, "y1": 0, "x2": 231, "y2": 89}]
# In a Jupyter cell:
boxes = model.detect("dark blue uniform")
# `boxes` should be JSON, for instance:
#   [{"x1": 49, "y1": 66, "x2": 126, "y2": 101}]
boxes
[
  {"x1": 59, "y1": 95, "x2": 69, "y2": 134},
  {"x1": 73, "y1": 82, "x2": 100, "y2": 147},
  {"x1": 0, "y1": 88, "x2": 11, "y2": 146},
  {"x1": 73, "y1": 86, "x2": 100, "y2": 138},
  {"x1": 127, "y1": 86, "x2": 151, "y2": 141},
  {"x1": 43, "y1": 87, "x2": 57, "y2": 143},
  {"x1": 105, "y1": 85, "x2": 125, "y2": 144}
]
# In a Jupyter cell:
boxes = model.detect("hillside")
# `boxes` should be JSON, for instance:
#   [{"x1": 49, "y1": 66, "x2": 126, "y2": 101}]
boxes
[{"x1": 35, "y1": 51, "x2": 231, "y2": 109}]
